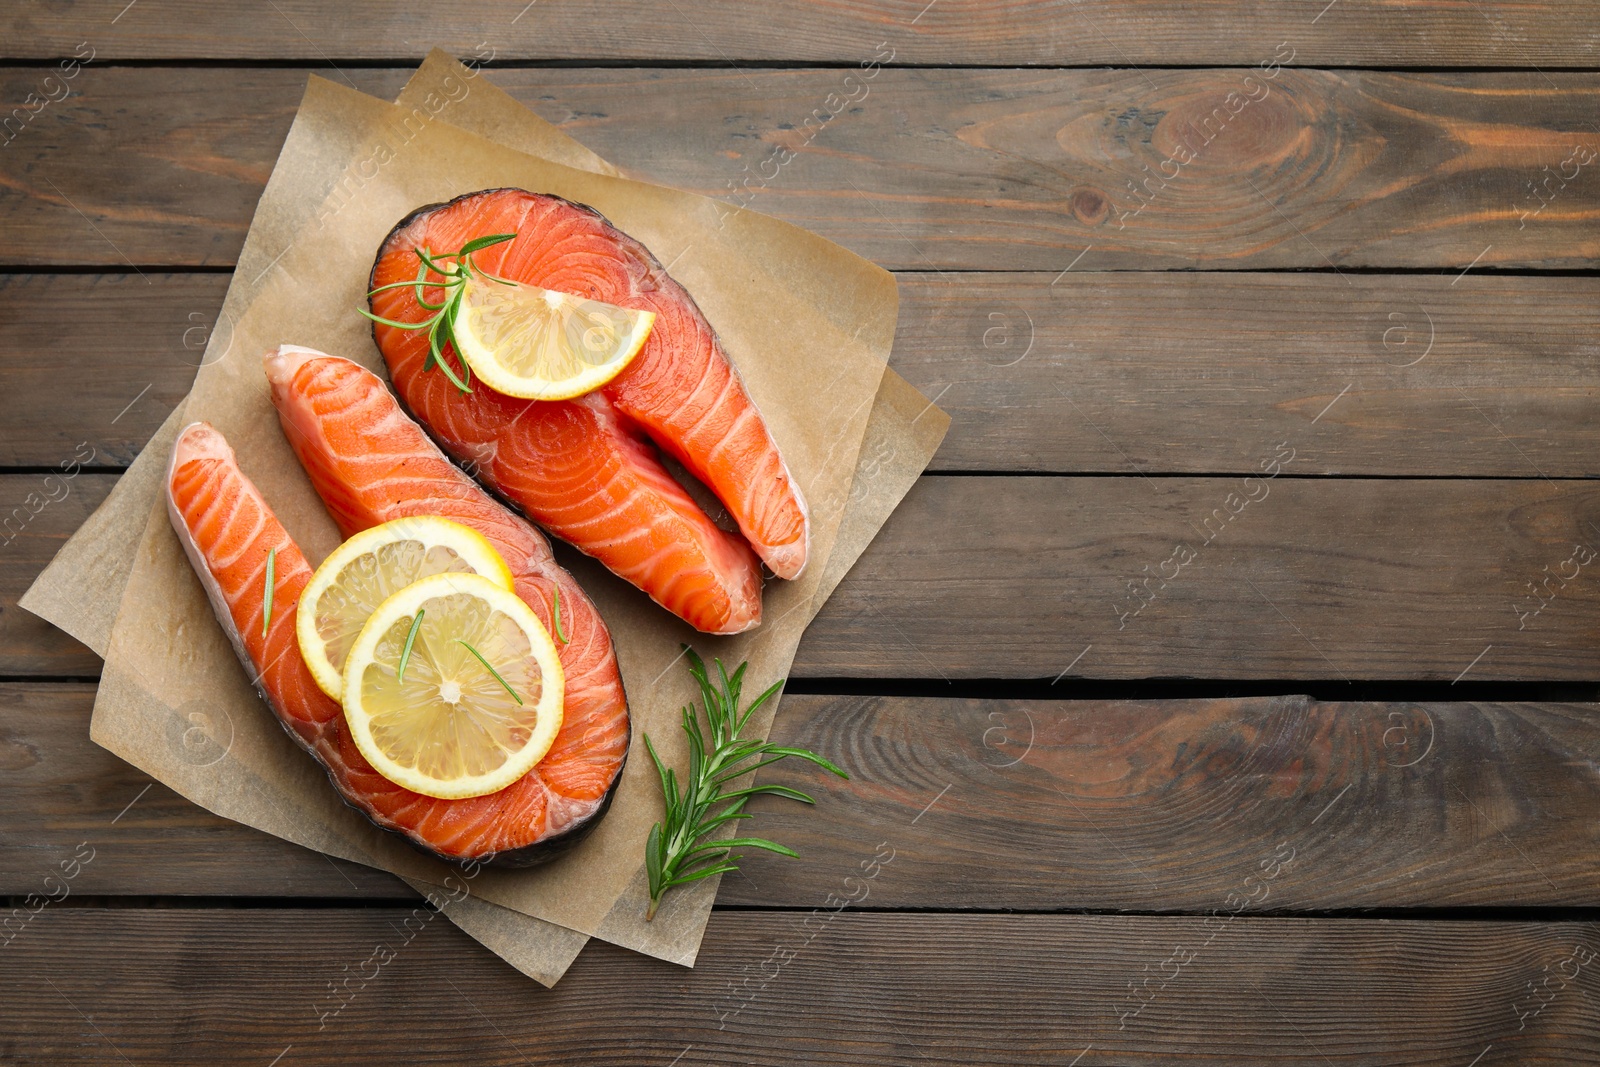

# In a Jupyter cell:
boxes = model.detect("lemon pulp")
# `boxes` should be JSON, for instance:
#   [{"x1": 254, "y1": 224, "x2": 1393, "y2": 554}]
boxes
[{"x1": 451, "y1": 274, "x2": 655, "y2": 400}]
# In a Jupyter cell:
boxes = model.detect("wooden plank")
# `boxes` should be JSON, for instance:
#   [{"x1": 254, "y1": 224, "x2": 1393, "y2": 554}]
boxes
[
  {"x1": 797, "y1": 475, "x2": 1600, "y2": 681},
  {"x1": 0, "y1": 473, "x2": 110, "y2": 678},
  {"x1": 897, "y1": 271, "x2": 1600, "y2": 477},
  {"x1": 9, "y1": 271, "x2": 1600, "y2": 477},
  {"x1": 4, "y1": 909, "x2": 1597, "y2": 1064},
  {"x1": 0, "y1": 684, "x2": 406, "y2": 899},
  {"x1": 4, "y1": 1, "x2": 1598, "y2": 66},
  {"x1": 0, "y1": 274, "x2": 206, "y2": 467},
  {"x1": 6, "y1": 475, "x2": 1599, "y2": 680},
  {"x1": 7, "y1": 684, "x2": 1598, "y2": 909},
  {"x1": 5, "y1": 66, "x2": 1599, "y2": 270},
  {"x1": 0, "y1": 67, "x2": 402, "y2": 268},
  {"x1": 725, "y1": 695, "x2": 1600, "y2": 910}
]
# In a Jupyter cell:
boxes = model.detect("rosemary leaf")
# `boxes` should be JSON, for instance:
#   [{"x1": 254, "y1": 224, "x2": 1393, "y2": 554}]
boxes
[
  {"x1": 412, "y1": 258, "x2": 453, "y2": 312},
  {"x1": 717, "y1": 783, "x2": 815, "y2": 805},
  {"x1": 443, "y1": 289, "x2": 470, "y2": 389},
  {"x1": 261, "y1": 547, "x2": 276, "y2": 639},
  {"x1": 550, "y1": 586, "x2": 568, "y2": 644},
  {"x1": 367, "y1": 273, "x2": 453, "y2": 299},
  {"x1": 662, "y1": 863, "x2": 739, "y2": 889},
  {"x1": 427, "y1": 315, "x2": 472, "y2": 394},
  {"x1": 456, "y1": 233, "x2": 516, "y2": 255},
  {"x1": 692, "y1": 836, "x2": 799, "y2": 858},
  {"x1": 396, "y1": 609, "x2": 424, "y2": 683},
  {"x1": 455, "y1": 638, "x2": 522, "y2": 706},
  {"x1": 413, "y1": 245, "x2": 458, "y2": 276},
  {"x1": 643, "y1": 648, "x2": 847, "y2": 920},
  {"x1": 358, "y1": 309, "x2": 433, "y2": 331}
]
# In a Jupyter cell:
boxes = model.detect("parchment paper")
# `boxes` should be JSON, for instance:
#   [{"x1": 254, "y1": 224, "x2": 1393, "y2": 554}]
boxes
[{"x1": 23, "y1": 52, "x2": 949, "y2": 982}]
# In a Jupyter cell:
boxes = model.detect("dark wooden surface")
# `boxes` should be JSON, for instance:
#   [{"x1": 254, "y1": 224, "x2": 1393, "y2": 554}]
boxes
[
  {"x1": 3, "y1": 2, "x2": 1599, "y2": 1063},
  {"x1": 5, "y1": 0, "x2": 1600, "y2": 66},
  {"x1": 8, "y1": 910, "x2": 1599, "y2": 1065},
  {"x1": 6, "y1": 68, "x2": 1600, "y2": 271},
  {"x1": 9, "y1": 685, "x2": 1600, "y2": 910},
  {"x1": 6, "y1": 910, "x2": 1600, "y2": 1065}
]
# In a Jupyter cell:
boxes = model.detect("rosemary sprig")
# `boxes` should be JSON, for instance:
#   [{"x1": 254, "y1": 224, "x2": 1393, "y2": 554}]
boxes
[
  {"x1": 455, "y1": 638, "x2": 523, "y2": 706},
  {"x1": 643, "y1": 648, "x2": 847, "y2": 921},
  {"x1": 396, "y1": 610, "x2": 424, "y2": 682},
  {"x1": 359, "y1": 233, "x2": 517, "y2": 394},
  {"x1": 261, "y1": 547, "x2": 277, "y2": 639}
]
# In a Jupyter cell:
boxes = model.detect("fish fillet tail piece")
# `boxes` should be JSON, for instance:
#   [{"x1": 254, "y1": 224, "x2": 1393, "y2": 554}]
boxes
[
  {"x1": 168, "y1": 418, "x2": 621, "y2": 866},
  {"x1": 165, "y1": 422, "x2": 334, "y2": 754},
  {"x1": 369, "y1": 188, "x2": 807, "y2": 633}
]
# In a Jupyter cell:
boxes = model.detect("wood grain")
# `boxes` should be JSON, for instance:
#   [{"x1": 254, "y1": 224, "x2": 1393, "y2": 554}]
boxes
[
  {"x1": 0, "y1": 473, "x2": 109, "y2": 678},
  {"x1": 5, "y1": 67, "x2": 1598, "y2": 270},
  {"x1": 6, "y1": 475, "x2": 1600, "y2": 681},
  {"x1": 0, "y1": 684, "x2": 405, "y2": 899},
  {"x1": 4, "y1": 1, "x2": 1599, "y2": 66},
  {"x1": 6, "y1": 685, "x2": 1599, "y2": 910},
  {"x1": 800, "y1": 475, "x2": 1600, "y2": 681},
  {"x1": 0, "y1": 274, "x2": 208, "y2": 467},
  {"x1": 726, "y1": 695, "x2": 1600, "y2": 910},
  {"x1": 4, "y1": 909, "x2": 1597, "y2": 1065},
  {"x1": 0, "y1": 67, "x2": 401, "y2": 269},
  {"x1": 8, "y1": 271, "x2": 1600, "y2": 476},
  {"x1": 896, "y1": 271, "x2": 1600, "y2": 476}
]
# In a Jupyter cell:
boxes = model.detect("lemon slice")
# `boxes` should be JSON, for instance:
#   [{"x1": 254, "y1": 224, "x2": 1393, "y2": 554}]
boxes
[
  {"x1": 451, "y1": 273, "x2": 655, "y2": 400},
  {"x1": 297, "y1": 516, "x2": 514, "y2": 701},
  {"x1": 341, "y1": 572, "x2": 564, "y2": 800}
]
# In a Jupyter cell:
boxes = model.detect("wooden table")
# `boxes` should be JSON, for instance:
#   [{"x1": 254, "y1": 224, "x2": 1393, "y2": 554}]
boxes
[{"x1": 4, "y1": 3, "x2": 1600, "y2": 1063}]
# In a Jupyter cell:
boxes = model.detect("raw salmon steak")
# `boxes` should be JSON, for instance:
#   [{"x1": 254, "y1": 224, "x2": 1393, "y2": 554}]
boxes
[
  {"x1": 369, "y1": 188, "x2": 809, "y2": 635},
  {"x1": 167, "y1": 415, "x2": 627, "y2": 867}
]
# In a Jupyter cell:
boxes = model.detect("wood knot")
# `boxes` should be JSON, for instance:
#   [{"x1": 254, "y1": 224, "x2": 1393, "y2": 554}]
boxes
[
  {"x1": 1151, "y1": 77, "x2": 1305, "y2": 175},
  {"x1": 0, "y1": 732, "x2": 39, "y2": 772},
  {"x1": 1069, "y1": 187, "x2": 1110, "y2": 226}
]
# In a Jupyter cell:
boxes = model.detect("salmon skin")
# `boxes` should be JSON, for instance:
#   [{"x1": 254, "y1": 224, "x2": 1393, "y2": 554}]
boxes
[
  {"x1": 167, "y1": 414, "x2": 626, "y2": 868},
  {"x1": 369, "y1": 188, "x2": 809, "y2": 635}
]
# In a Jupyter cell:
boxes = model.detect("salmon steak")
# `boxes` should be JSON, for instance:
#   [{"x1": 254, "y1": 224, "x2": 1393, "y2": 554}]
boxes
[
  {"x1": 368, "y1": 188, "x2": 809, "y2": 635},
  {"x1": 168, "y1": 384, "x2": 628, "y2": 865}
]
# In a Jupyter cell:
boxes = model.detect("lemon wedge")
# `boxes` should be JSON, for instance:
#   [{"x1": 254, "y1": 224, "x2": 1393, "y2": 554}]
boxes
[
  {"x1": 297, "y1": 516, "x2": 514, "y2": 701},
  {"x1": 450, "y1": 273, "x2": 655, "y2": 400},
  {"x1": 341, "y1": 572, "x2": 564, "y2": 800}
]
